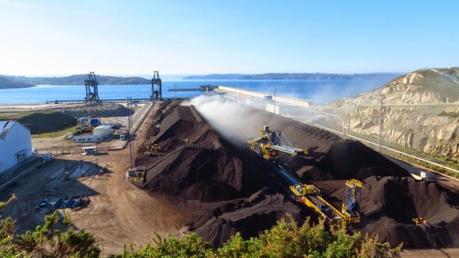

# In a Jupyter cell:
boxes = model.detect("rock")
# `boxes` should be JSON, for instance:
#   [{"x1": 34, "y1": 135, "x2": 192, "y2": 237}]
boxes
[{"x1": 332, "y1": 68, "x2": 459, "y2": 160}]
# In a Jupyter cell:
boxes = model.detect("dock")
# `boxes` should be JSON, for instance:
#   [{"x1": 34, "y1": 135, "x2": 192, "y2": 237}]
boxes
[{"x1": 45, "y1": 97, "x2": 187, "y2": 104}]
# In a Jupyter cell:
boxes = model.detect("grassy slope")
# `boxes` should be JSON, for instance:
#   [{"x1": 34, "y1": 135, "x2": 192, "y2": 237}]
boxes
[{"x1": 0, "y1": 111, "x2": 77, "y2": 134}]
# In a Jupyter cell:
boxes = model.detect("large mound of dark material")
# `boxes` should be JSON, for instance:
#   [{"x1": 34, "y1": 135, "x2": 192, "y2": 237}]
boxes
[
  {"x1": 361, "y1": 177, "x2": 459, "y2": 247},
  {"x1": 141, "y1": 104, "x2": 267, "y2": 202},
  {"x1": 192, "y1": 189, "x2": 304, "y2": 247},
  {"x1": 137, "y1": 100, "x2": 459, "y2": 249},
  {"x1": 312, "y1": 176, "x2": 459, "y2": 248},
  {"x1": 235, "y1": 107, "x2": 407, "y2": 181},
  {"x1": 311, "y1": 139, "x2": 407, "y2": 180}
]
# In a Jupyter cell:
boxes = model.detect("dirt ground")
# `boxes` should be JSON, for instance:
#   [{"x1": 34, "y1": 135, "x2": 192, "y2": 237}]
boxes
[
  {"x1": 0, "y1": 102, "x2": 185, "y2": 256},
  {"x1": 61, "y1": 149, "x2": 184, "y2": 256},
  {"x1": 32, "y1": 103, "x2": 150, "y2": 153},
  {"x1": 3, "y1": 98, "x2": 459, "y2": 256}
]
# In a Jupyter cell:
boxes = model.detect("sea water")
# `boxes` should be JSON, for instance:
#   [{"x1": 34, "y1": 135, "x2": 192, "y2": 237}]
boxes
[{"x1": 0, "y1": 77, "x2": 396, "y2": 104}]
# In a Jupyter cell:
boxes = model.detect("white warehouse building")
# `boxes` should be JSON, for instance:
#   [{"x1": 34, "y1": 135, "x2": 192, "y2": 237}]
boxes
[{"x1": 0, "y1": 121, "x2": 34, "y2": 174}]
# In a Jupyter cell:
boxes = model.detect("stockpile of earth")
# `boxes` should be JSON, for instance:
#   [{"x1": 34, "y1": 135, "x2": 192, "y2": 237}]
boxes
[
  {"x1": 140, "y1": 103, "x2": 269, "y2": 202},
  {"x1": 137, "y1": 100, "x2": 459, "y2": 248}
]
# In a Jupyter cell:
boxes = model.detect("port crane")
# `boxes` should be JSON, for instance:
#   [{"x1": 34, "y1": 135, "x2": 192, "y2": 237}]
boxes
[{"x1": 248, "y1": 125, "x2": 363, "y2": 224}]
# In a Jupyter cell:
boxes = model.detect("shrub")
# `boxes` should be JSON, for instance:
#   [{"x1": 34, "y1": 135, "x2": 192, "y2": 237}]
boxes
[
  {"x1": 119, "y1": 216, "x2": 400, "y2": 258},
  {"x1": 0, "y1": 209, "x2": 399, "y2": 258}
]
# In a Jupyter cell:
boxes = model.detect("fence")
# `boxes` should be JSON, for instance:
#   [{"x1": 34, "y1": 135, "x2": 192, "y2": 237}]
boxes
[
  {"x1": 241, "y1": 97, "x2": 459, "y2": 175},
  {"x1": 36, "y1": 146, "x2": 111, "y2": 155},
  {"x1": 311, "y1": 102, "x2": 459, "y2": 175}
]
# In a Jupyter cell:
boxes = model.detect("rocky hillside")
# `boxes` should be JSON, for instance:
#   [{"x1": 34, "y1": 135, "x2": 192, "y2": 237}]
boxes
[{"x1": 329, "y1": 68, "x2": 459, "y2": 160}]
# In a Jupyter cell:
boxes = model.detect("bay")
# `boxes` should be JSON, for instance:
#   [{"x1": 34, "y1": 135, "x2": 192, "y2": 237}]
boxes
[{"x1": 0, "y1": 77, "x2": 396, "y2": 104}]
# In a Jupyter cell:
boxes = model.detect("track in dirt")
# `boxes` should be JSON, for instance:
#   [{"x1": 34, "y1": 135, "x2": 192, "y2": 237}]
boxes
[
  {"x1": 136, "y1": 99, "x2": 459, "y2": 249},
  {"x1": 55, "y1": 103, "x2": 184, "y2": 256}
]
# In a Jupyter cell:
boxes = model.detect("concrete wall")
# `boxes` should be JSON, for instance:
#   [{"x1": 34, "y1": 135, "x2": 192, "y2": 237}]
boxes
[
  {"x1": 0, "y1": 123, "x2": 33, "y2": 173},
  {"x1": 217, "y1": 86, "x2": 311, "y2": 108}
]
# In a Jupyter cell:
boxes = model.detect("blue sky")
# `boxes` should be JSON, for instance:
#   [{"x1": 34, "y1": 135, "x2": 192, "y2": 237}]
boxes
[{"x1": 0, "y1": 0, "x2": 458, "y2": 75}]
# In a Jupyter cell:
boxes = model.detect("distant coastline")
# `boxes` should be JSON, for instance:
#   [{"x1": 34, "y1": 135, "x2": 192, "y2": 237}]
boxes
[
  {"x1": 0, "y1": 77, "x2": 34, "y2": 89},
  {"x1": 183, "y1": 73, "x2": 401, "y2": 80},
  {"x1": 0, "y1": 74, "x2": 150, "y2": 89}
]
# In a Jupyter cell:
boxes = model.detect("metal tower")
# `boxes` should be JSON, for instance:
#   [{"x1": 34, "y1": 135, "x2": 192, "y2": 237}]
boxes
[
  {"x1": 151, "y1": 71, "x2": 162, "y2": 101},
  {"x1": 84, "y1": 72, "x2": 100, "y2": 102}
]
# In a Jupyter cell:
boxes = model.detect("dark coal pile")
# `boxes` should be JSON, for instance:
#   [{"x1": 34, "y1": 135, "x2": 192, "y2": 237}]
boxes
[
  {"x1": 235, "y1": 107, "x2": 459, "y2": 248},
  {"x1": 303, "y1": 139, "x2": 408, "y2": 180},
  {"x1": 360, "y1": 177, "x2": 459, "y2": 248},
  {"x1": 139, "y1": 103, "x2": 269, "y2": 202},
  {"x1": 192, "y1": 188, "x2": 306, "y2": 247},
  {"x1": 137, "y1": 100, "x2": 459, "y2": 249},
  {"x1": 312, "y1": 176, "x2": 459, "y2": 248}
]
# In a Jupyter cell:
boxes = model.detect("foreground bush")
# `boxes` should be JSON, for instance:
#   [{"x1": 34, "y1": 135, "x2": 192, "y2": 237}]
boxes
[
  {"x1": 116, "y1": 217, "x2": 400, "y2": 258},
  {"x1": 0, "y1": 212, "x2": 100, "y2": 258},
  {"x1": 0, "y1": 212, "x2": 399, "y2": 257}
]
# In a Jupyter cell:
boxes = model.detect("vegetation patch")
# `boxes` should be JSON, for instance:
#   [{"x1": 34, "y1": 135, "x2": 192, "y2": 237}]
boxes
[
  {"x1": 0, "y1": 212, "x2": 399, "y2": 258},
  {"x1": 438, "y1": 111, "x2": 459, "y2": 117},
  {"x1": 0, "y1": 111, "x2": 77, "y2": 134}
]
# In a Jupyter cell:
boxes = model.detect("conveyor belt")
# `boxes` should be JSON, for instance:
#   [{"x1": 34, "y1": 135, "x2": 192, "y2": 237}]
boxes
[{"x1": 268, "y1": 161, "x2": 345, "y2": 222}]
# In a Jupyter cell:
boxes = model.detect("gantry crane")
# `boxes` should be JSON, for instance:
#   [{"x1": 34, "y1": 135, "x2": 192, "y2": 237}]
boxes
[
  {"x1": 84, "y1": 72, "x2": 99, "y2": 102},
  {"x1": 151, "y1": 71, "x2": 162, "y2": 101}
]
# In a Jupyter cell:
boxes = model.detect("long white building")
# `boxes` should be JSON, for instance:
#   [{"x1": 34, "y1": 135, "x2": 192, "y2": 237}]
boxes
[{"x1": 0, "y1": 121, "x2": 34, "y2": 173}]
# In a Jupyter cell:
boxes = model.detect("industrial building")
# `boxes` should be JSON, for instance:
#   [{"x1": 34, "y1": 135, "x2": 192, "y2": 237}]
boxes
[{"x1": 0, "y1": 121, "x2": 34, "y2": 173}]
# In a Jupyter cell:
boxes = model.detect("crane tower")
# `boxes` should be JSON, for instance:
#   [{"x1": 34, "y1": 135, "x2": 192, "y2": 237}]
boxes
[
  {"x1": 151, "y1": 71, "x2": 162, "y2": 101},
  {"x1": 84, "y1": 72, "x2": 100, "y2": 102}
]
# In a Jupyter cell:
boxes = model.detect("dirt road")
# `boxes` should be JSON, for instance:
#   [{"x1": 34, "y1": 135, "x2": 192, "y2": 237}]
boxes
[
  {"x1": 65, "y1": 102, "x2": 184, "y2": 255},
  {"x1": 64, "y1": 149, "x2": 183, "y2": 255},
  {"x1": 1, "y1": 101, "x2": 184, "y2": 256}
]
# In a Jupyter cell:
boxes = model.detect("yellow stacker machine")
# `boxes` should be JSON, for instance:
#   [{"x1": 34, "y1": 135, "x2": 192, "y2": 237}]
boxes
[
  {"x1": 248, "y1": 125, "x2": 364, "y2": 224},
  {"x1": 248, "y1": 125, "x2": 308, "y2": 160}
]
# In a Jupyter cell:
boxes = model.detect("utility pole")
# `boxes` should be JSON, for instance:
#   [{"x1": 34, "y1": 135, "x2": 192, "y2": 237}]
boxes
[
  {"x1": 378, "y1": 98, "x2": 384, "y2": 151},
  {"x1": 343, "y1": 114, "x2": 350, "y2": 138},
  {"x1": 347, "y1": 114, "x2": 351, "y2": 138},
  {"x1": 127, "y1": 97, "x2": 134, "y2": 168}
]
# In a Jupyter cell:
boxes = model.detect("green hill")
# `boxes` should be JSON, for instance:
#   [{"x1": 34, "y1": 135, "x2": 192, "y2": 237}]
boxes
[
  {"x1": 0, "y1": 111, "x2": 77, "y2": 134},
  {"x1": 0, "y1": 76, "x2": 34, "y2": 89},
  {"x1": 2, "y1": 74, "x2": 150, "y2": 86}
]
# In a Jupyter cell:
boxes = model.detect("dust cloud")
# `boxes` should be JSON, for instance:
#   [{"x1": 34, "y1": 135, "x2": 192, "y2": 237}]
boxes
[
  {"x1": 188, "y1": 95, "x2": 265, "y2": 145},
  {"x1": 188, "y1": 94, "x2": 342, "y2": 145}
]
